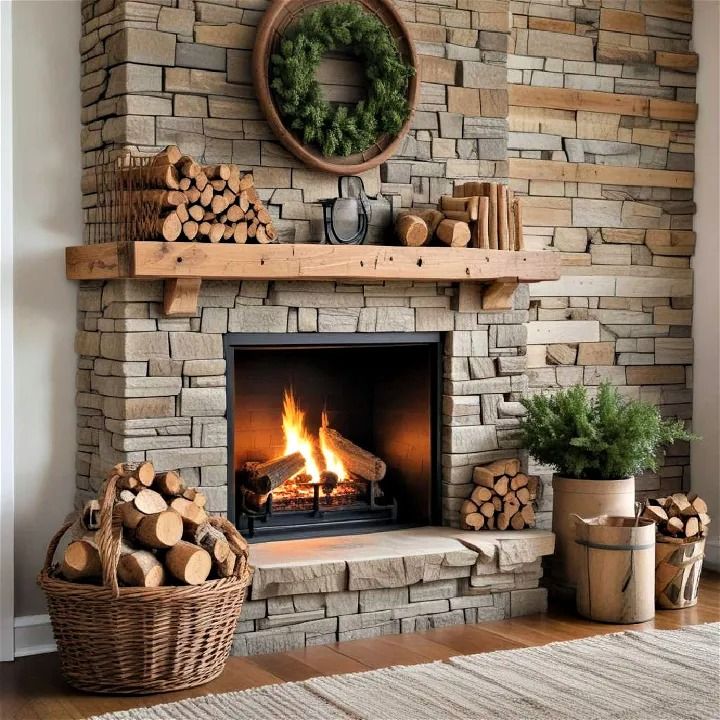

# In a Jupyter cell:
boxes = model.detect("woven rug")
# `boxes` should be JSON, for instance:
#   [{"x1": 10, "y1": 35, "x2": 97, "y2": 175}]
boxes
[{"x1": 93, "y1": 623, "x2": 720, "y2": 720}]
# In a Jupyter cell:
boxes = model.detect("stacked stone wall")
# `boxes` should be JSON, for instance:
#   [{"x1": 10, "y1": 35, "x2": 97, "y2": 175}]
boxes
[{"x1": 507, "y1": 0, "x2": 696, "y2": 494}]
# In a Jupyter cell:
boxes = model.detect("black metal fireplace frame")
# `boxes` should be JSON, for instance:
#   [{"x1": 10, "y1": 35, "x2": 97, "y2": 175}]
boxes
[{"x1": 224, "y1": 332, "x2": 443, "y2": 541}]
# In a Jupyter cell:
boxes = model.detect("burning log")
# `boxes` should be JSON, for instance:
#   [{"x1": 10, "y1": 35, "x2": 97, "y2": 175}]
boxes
[
  {"x1": 241, "y1": 452, "x2": 305, "y2": 495},
  {"x1": 318, "y1": 422, "x2": 386, "y2": 482}
]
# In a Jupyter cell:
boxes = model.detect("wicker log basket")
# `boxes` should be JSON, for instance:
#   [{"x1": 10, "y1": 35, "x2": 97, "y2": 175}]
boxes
[{"x1": 38, "y1": 474, "x2": 251, "y2": 695}]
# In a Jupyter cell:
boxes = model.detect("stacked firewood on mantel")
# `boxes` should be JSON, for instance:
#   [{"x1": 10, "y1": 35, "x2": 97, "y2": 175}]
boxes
[
  {"x1": 121, "y1": 145, "x2": 278, "y2": 244},
  {"x1": 642, "y1": 493, "x2": 711, "y2": 541},
  {"x1": 395, "y1": 181, "x2": 524, "y2": 251},
  {"x1": 460, "y1": 458, "x2": 538, "y2": 531},
  {"x1": 61, "y1": 462, "x2": 248, "y2": 587}
]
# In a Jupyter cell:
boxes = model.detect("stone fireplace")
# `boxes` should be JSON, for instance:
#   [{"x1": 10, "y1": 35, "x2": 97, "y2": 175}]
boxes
[{"x1": 72, "y1": 0, "x2": 559, "y2": 655}]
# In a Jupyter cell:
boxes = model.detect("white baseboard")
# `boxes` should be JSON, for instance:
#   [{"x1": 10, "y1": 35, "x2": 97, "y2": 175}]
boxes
[
  {"x1": 13, "y1": 614, "x2": 55, "y2": 657},
  {"x1": 704, "y1": 535, "x2": 720, "y2": 572}
]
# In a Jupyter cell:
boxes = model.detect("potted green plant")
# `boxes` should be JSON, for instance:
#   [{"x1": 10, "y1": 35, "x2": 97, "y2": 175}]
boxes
[{"x1": 520, "y1": 382, "x2": 694, "y2": 589}]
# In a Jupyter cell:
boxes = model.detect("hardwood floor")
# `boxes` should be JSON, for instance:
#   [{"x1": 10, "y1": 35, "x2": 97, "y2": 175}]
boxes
[{"x1": 2, "y1": 573, "x2": 718, "y2": 720}]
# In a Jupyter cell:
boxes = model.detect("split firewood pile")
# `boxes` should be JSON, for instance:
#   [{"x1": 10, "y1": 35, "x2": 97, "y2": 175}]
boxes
[
  {"x1": 395, "y1": 181, "x2": 524, "y2": 250},
  {"x1": 460, "y1": 458, "x2": 538, "y2": 531},
  {"x1": 238, "y1": 422, "x2": 387, "y2": 513},
  {"x1": 642, "y1": 492, "x2": 711, "y2": 541},
  {"x1": 61, "y1": 462, "x2": 248, "y2": 587},
  {"x1": 126, "y1": 145, "x2": 277, "y2": 244}
]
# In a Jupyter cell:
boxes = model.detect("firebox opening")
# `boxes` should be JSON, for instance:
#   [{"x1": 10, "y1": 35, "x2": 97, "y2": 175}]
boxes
[{"x1": 226, "y1": 333, "x2": 442, "y2": 542}]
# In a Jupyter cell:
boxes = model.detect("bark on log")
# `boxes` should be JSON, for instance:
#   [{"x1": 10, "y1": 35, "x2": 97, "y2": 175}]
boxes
[
  {"x1": 241, "y1": 452, "x2": 306, "y2": 495},
  {"x1": 318, "y1": 424, "x2": 386, "y2": 481},
  {"x1": 154, "y1": 470, "x2": 185, "y2": 497},
  {"x1": 118, "y1": 548, "x2": 166, "y2": 587},
  {"x1": 194, "y1": 523, "x2": 231, "y2": 563}
]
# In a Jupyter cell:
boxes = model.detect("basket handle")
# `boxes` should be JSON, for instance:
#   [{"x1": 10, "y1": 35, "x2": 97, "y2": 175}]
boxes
[
  {"x1": 42, "y1": 520, "x2": 77, "y2": 575},
  {"x1": 96, "y1": 473, "x2": 123, "y2": 598}
]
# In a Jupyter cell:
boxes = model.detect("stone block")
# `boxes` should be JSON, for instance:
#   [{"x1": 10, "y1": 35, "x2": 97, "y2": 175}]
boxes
[
  {"x1": 415, "y1": 308, "x2": 455, "y2": 331},
  {"x1": 180, "y1": 388, "x2": 226, "y2": 417},
  {"x1": 293, "y1": 594, "x2": 325, "y2": 612},
  {"x1": 91, "y1": 375, "x2": 181, "y2": 398},
  {"x1": 469, "y1": 357, "x2": 495, "y2": 379},
  {"x1": 183, "y1": 359, "x2": 226, "y2": 376},
  {"x1": 391, "y1": 599, "x2": 450, "y2": 619},
  {"x1": 176, "y1": 42, "x2": 227, "y2": 71},
  {"x1": 527, "y1": 30, "x2": 593, "y2": 61},
  {"x1": 194, "y1": 23, "x2": 255, "y2": 50},
  {"x1": 106, "y1": 29, "x2": 176, "y2": 67},
  {"x1": 325, "y1": 591, "x2": 359, "y2": 617},
  {"x1": 228, "y1": 306, "x2": 289, "y2": 332},
  {"x1": 239, "y1": 600, "x2": 267, "y2": 622},
  {"x1": 443, "y1": 425, "x2": 498, "y2": 453},
  {"x1": 461, "y1": 62, "x2": 505, "y2": 89},
  {"x1": 573, "y1": 199, "x2": 623, "y2": 227},
  {"x1": 528, "y1": 321, "x2": 600, "y2": 345},
  {"x1": 169, "y1": 332, "x2": 223, "y2": 360},
  {"x1": 106, "y1": 63, "x2": 162, "y2": 96},
  {"x1": 158, "y1": 7, "x2": 195, "y2": 36},
  {"x1": 338, "y1": 621, "x2": 400, "y2": 642},
  {"x1": 102, "y1": 396, "x2": 176, "y2": 421},
  {"x1": 100, "y1": 332, "x2": 169, "y2": 361},
  {"x1": 554, "y1": 227, "x2": 587, "y2": 253},
  {"x1": 317, "y1": 309, "x2": 360, "y2": 332},
  {"x1": 359, "y1": 587, "x2": 409, "y2": 612},
  {"x1": 75, "y1": 331, "x2": 100, "y2": 356},
  {"x1": 375, "y1": 307, "x2": 415, "y2": 332},
  {"x1": 147, "y1": 446, "x2": 227, "y2": 472},
  {"x1": 251, "y1": 562, "x2": 348, "y2": 600},
  {"x1": 256, "y1": 609, "x2": 326, "y2": 629}
]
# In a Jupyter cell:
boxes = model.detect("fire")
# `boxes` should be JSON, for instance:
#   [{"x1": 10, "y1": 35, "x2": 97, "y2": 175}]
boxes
[{"x1": 281, "y1": 389, "x2": 347, "y2": 483}]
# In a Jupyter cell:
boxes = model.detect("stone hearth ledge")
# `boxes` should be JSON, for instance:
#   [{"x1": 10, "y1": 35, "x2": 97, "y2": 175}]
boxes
[
  {"x1": 247, "y1": 526, "x2": 554, "y2": 600},
  {"x1": 232, "y1": 527, "x2": 554, "y2": 654}
]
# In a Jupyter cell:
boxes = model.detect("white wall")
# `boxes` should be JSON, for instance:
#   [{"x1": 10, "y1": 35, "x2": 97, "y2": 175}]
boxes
[
  {"x1": 692, "y1": 1, "x2": 720, "y2": 571},
  {"x1": 12, "y1": 0, "x2": 81, "y2": 617}
]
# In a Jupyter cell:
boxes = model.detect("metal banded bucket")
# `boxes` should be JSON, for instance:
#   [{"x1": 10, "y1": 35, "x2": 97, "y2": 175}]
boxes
[{"x1": 574, "y1": 515, "x2": 656, "y2": 624}]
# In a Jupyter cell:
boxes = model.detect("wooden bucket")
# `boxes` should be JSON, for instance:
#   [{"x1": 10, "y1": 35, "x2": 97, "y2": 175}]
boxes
[
  {"x1": 552, "y1": 476, "x2": 636, "y2": 589},
  {"x1": 575, "y1": 515, "x2": 656, "y2": 624},
  {"x1": 655, "y1": 536, "x2": 705, "y2": 609}
]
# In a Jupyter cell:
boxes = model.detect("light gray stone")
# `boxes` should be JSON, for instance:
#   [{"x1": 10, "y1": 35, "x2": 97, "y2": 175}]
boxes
[
  {"x1": 100, "y1": 332, "x2": 169, "y2": 361},
  {"x1": 298, "y1": 307, "x2": 318, "y2": 332},
  {"x1": 229, "y1": 306, "x2": 288, "y2": 332},
  {"x1": 256, "y1": 609, "x2": 326, "y2": 629},
  {"x1": 443, "y1": 425, "x2": 498, "y2": 453},
  {"x1": 375, "y1": 307, "x2": 415, "y2": 332},
  {"x1": 317, "y1": 309, "x2": 360, "y2": 332},
  {"x1": 170, "y1": 332, "x2": 223, "y2": 360},
  {"x1": 469, "y1": 357, "x2": 495, "y2": 379},
  {"x1": 147, "y1": 446, "x2": 227, "y2": 472},
  {"x1": 201, "y1": 308, "x2": 228, "y2": 334},
  {"x1": 359, "y1": 587, "x2": 409, "y2": 612},
  {"x1": 180, "y1": 388, "x2": 226, "y2": 417},
  {"x1": 408, "y1": 579, "x2": 458, "y2": 602},
  {"x1": 239, "y1": 600, "x2": 267, "y2": 622},
  {"x1": 91, "y1": 375, "x2": 182, "y2": 398},
  {"x1": 183, "y1": 359, "x2": 226, "y2": 376},
  {"x1": 325, "y1": 591, "x2": 359, "y2": 616}
]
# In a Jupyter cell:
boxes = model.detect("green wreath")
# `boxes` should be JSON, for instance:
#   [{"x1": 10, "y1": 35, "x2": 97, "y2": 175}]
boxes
[{"x1": 270, "y1": 2, "x2": 415, "y2": 158}]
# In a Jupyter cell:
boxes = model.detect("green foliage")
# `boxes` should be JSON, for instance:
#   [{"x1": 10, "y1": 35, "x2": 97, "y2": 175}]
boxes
[
  {"x1": 519, "y1": 382, "x2": 695, "y2": 480},
  {"x1": 270, "y1": 2, "x2": 414, "y2": 157}
]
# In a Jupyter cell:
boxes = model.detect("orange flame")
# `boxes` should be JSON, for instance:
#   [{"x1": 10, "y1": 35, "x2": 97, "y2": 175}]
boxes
[{"x1": 282, "y1": 389, "x2": 347, "y2": 483}]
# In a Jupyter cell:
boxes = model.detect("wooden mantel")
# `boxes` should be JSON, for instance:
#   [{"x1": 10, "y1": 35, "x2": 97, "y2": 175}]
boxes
[{"x1": 66, "y1": 241, "x2": 561, "y2": 315}]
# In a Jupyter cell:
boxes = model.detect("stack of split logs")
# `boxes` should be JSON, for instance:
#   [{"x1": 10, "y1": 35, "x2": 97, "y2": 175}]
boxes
[
  {"x1": 61, "y1": 462, "x2": 248, "y2": 587},
  {"x1": 460, "y1": 458, "x2": 538, "y2": 531},
  {"x1": 642, "y1": 493, "x2": 711, "y2": 541},
  {"x1": 238, "y1": 422, "x2": 386, "y2": 513},
  {"x1": 395, "y1": 181, "x2": 524, "y2": 251},
  {"x1": 128, "y1": 145, "x2": 277, "y2": 244}
]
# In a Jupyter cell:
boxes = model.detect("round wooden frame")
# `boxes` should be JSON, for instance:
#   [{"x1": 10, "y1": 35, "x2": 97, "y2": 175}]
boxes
[{"x1": 252, "y1": 0, "x2": 419, "y2": 176}]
